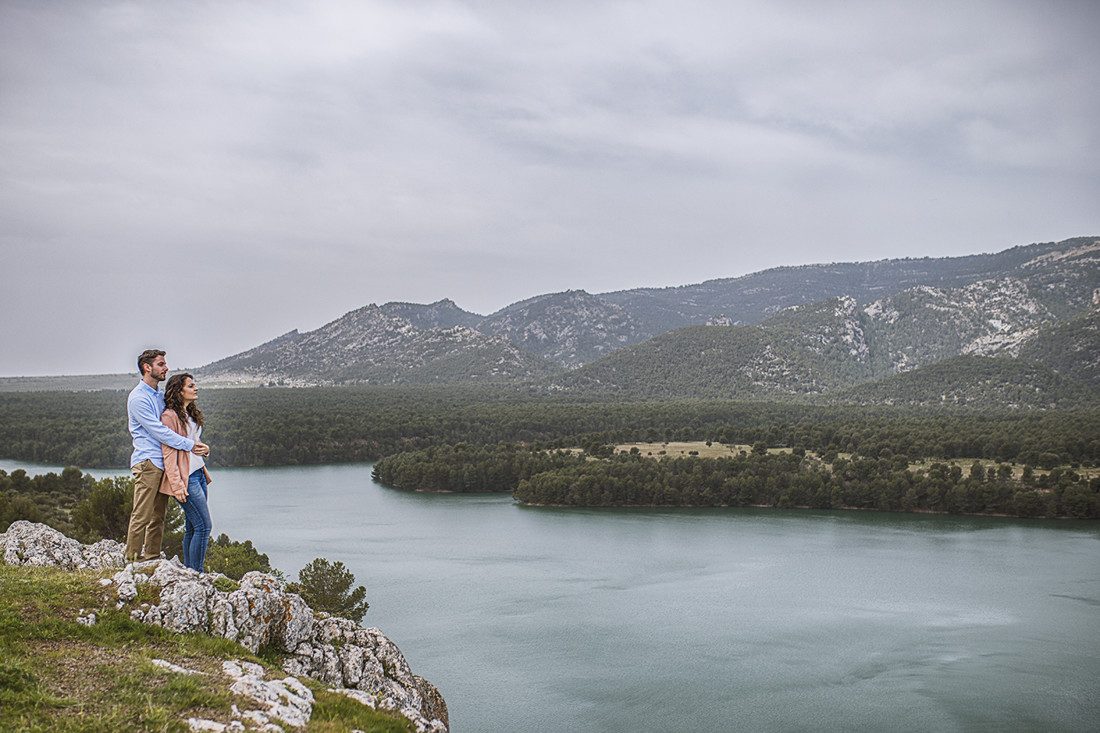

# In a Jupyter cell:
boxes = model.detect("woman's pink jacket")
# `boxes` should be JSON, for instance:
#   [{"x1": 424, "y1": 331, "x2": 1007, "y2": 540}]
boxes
[{"x1": 159, "y1": 409, "x2": 213, "y2": 501}]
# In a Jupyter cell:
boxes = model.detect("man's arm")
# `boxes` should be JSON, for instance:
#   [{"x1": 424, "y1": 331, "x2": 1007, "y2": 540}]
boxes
[{"x1": 130, "y1": 392, "x2": 194, "y2": 452}]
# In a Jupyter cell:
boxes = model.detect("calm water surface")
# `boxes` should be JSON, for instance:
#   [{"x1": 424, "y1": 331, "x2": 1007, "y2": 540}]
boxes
[{"x1": 5, "y1": 460, "x2": 1099, "y2": 732}]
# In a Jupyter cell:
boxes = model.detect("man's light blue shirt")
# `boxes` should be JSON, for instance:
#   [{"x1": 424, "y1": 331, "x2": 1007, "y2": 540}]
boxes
[{"x1": 128, "y1": 381, "x2": 194, "y2": 469}]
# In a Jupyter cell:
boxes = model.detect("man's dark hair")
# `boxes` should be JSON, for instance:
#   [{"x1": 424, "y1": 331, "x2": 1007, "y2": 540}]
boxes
[{"x1": 137, "y1": 349, "x2": 166, "y2": 377}]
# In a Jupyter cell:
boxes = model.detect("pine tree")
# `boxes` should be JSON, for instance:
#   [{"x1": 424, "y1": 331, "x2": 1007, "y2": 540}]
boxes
[{"x1": 290, "y1": 558, "x2": 369, "y2": 623}]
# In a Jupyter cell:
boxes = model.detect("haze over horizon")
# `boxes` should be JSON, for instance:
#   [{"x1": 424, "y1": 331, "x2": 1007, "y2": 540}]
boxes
[{"x1": 2, "y1": 1, "x2": 1098, "y2": 377}]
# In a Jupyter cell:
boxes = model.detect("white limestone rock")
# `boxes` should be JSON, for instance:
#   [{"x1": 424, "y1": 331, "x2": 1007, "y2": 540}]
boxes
[
  {"x1": 210, "y1": 595, "x2": 240, "y2": 641},
  {"x1": 153, "y1": 658, "x2": 206, "y2": 676},
  {"x1": 148, "y1": 557, "x2": 200, "y2": 587},
  {"x1": 224, "y1": 658, "x2": 314, "y2": 729},
  {"x1": 0, "y1": 520, "x2": 124, "y2": 570},
  {"x1": 279, "y1": 592, "x2": 315, "y2": 650},
  {"x1": 83, "y1": 538, "x2": 126, "y2": 569},
  {"x1": 112, "y1": 565, "x2": 141, "y2": 602},
  {"x1": 227, "y1": 572, "x2": 289, "y2": 653},
  {"x1": 331, "y1": 688, "x2": 379, "y2": 709},
  {"x1": 156, "y1": 579, "x2": 211, "y2": 633}
]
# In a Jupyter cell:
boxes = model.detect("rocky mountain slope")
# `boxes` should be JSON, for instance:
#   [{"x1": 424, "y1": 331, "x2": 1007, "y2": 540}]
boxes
[
  {"x1": 553, "y1": 284, "x2": 1099, "y2": 405},
  {"x1": 476, "y1": 289, "x2": 645, "y2": 368},
  {"x1": 823, "y1": 355, "x2": 1100, "y2": 409},
  {"x1": 600, "y1": 236, "x2": 1098, "y2": 328},
  {"x1": 198, "y1": 237, "x2": 1099, "y2": 405},
  {"x1": 544, "y1": 325, "x2": 835, "y2": 400},
  {"x1": 1017, "y1": 305, "x2": 1100, "y2": 391},
  {"x1": 200, "y1": 303, "x2": 558, "y2": 386}
]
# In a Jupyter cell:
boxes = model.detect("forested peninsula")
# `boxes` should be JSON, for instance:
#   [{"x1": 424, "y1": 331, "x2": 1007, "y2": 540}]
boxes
[{"x1": 370, "y1": 441, "x2": 1099, "y2": 518}]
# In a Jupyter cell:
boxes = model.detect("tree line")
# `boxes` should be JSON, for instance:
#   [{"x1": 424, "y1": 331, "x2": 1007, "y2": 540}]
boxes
[
  {"x1": 372, "y1": 442, "x2": 1100, "y2": 519},
  {"x1": 371, "y1": 442, "x2": 588, "y2": 492},
  {"x1": 2, "y1": 386, "x2": 1099, "y2": 469}
]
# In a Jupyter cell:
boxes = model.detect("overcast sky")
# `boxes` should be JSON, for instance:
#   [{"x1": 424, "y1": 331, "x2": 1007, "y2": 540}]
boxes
[{"x1": 2, "y1": 0, "x2": 1098, "y2": 376}]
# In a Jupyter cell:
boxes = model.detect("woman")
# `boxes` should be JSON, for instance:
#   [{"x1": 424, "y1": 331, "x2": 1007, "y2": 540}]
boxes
[{"x1": 160, "y1": 373, "x2": 213, "y2": 572}]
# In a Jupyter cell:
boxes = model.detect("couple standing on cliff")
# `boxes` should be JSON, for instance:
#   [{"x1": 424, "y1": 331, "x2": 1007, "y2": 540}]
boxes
[{"x1": 125, "y1": 349, "x2": 214, "y2": 573}]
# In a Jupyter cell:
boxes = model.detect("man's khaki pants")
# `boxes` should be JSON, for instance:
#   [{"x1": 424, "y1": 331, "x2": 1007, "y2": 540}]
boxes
[{"x1": 125, "y1": 459, "x2": 169, "y2": 561}]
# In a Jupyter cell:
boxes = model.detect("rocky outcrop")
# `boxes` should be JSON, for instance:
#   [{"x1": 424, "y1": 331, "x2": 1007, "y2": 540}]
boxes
[
  {"x1": 1, "y1": 519, "x2": 125, "y2": 570},
  {"x1": 0, "y1": 521, "x2": 448, "y2": 733}
]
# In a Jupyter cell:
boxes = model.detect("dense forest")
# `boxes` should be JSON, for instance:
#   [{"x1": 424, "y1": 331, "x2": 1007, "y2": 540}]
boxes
[
  {"x1": 3, "y1": 385, "x2": 1099, "y2": 519},
  {"x1": 371, "y1": 442, "x2": 1100, "y2": 518},
  {"x1": 2, "y1": 386, "x2": 1099, "y2": 469},
  {"x1": 513, "y1": 452, "x2": 1098, "y2": 517}
]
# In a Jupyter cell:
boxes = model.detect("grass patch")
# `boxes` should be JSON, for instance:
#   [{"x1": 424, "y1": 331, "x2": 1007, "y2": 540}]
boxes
[
  {"x1": 0, "y1": 562, "x2": 424, "y2": 732},
  {"x1": 619, "y1": 441, "x2": 1100, "y2": 481},
  {"x1": 308, "y1": 686, "x2": 415, "y2": 732},
  {"x1": 612, "y1": 440, "x2": 805, "y2": 458},
  {"x1": 132, "y1": 582, "x2": 163, "y2": 607},
  {"x1": 213, "y1": 576, "x2": 239, "y2": 593}
]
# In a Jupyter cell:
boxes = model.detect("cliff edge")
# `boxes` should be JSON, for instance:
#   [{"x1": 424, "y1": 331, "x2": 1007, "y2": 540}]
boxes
[{"x1": 0, "y1": 520, "x2": 448, "y2": 733}]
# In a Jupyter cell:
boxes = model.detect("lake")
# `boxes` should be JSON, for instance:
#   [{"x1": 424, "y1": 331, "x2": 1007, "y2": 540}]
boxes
[{"x1": 4, "y1": 459, "x2": 1099, "y2": 732}]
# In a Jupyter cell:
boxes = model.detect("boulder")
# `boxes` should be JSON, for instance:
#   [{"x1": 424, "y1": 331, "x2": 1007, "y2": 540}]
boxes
[{"x1": 0, "y1": 520, "x2": 125, "y2": 570}]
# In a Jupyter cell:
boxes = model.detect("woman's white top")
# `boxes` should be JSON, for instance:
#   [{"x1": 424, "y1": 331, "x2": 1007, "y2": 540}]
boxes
[{"x1": 186, "y1": 416, "x2": 205, "y2": 475}]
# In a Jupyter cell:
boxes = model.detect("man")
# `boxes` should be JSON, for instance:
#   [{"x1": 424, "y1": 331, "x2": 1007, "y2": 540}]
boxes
[{"x1": 125, "y1": 349, "x2": 209, "y2": 561}]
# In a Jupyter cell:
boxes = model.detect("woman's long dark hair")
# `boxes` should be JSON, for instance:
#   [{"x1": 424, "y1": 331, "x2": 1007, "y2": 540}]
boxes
[{"x1": 163, "y1": 373, "x2": 204, "y2": 428}]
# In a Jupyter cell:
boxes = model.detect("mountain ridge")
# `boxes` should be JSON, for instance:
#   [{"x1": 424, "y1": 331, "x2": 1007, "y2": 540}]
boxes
[{"x1": 139, "y1": 236, "x2": 1100, "y2": 405}]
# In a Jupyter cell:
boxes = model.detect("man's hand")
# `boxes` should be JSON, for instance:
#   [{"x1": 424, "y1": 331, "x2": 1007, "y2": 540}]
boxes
[{"x1": 192, "y1": 441, "x2": 210, "y2": 457}]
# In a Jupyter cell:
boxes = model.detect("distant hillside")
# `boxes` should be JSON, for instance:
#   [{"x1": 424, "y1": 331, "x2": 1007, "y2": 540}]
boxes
[
  {"x1": 755, "y1": 296, "x2": 875, "y2": 384},
  {"x1": 543, "y1": 251, "x2": 1100, "y2": 404},
  {"x1": 859, "y1": 276, "x2": 1055, "y2": 374},
  {"x1": 104, "y1": 235, "x2": 1100, "y2": 406},
  {"x1": 378, "y1": 298, "x2": 484, "y2": 330},
  {"x1": 551, "y1": 330, "x2": 1100, "y2": 408},
  {"x1": 547, "y1": 325, "x2": 836, "y2": 400},
  {"x1": 199, "y1": 304, "x2": 559, "y2": 386},
  {"x1": 476, "y1": 290, "x2": 645, "y2": 368},
  {"x1": 0, "y1": 374, "x2": 134, "y2": 392},
  {"x1": 822, "y1": 355, "x2": 1100, "y2": 409},
  {"x1": 1017, "y1": 306, "x2": 1100, "y2": 391},
  {"x1": 599, "y1": 236, "x2": 1098, "y2": 329}
]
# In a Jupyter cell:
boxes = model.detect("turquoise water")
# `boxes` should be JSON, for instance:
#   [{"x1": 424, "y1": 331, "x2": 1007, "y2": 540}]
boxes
[{"x1": 5, "y1": 460, "x2": 1099, "y2": 732}]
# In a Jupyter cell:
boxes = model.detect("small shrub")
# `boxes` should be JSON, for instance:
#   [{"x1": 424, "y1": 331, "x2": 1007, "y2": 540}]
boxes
[
  {"x1": 205, "y1": 534, "x2": 275, "y2": 580},
  {"x1": 70, "y1": 476, "x2": 132, "y2": 543},
  {"x1": 213, "y1": 576, "x2": 239, "y2": 593},
  {"x1": 287, "y1": 558, "x2": 369, "y2": 623}
]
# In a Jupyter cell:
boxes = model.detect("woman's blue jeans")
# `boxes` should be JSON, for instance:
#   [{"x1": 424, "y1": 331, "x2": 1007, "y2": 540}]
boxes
[{"x1": 176, "y1": 469, "x2": 212, "y2": 572}]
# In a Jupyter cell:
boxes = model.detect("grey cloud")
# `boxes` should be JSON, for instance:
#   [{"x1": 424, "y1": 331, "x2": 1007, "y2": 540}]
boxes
[{"x1": 1, "y1": 0, "x2": 1097, "y2": 375}]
